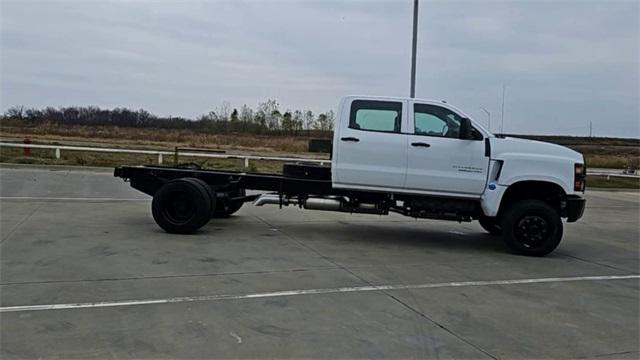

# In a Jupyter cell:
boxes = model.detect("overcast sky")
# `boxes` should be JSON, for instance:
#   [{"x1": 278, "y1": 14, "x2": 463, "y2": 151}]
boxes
[{"x1": 2, "y1": 0, "x2": 638, "y2": 137}]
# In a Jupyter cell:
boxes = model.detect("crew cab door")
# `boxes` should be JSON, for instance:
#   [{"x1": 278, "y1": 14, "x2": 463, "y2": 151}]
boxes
[
  {"x1": 405, "y1": 101, "x2": 488, "y2": 195},
  {"x1": 333, "y1": 99, "x2": 408, "y2": 190}
]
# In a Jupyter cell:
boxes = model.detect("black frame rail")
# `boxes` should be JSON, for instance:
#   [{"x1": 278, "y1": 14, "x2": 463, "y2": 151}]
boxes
[{"x1": 114, "y1": 165, "x2": 334, "y2": 197}]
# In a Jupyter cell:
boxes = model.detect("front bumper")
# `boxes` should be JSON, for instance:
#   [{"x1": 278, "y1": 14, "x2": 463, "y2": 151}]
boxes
[{"x1": 564, "y1": 195, "x2": 586, "y2": 222}]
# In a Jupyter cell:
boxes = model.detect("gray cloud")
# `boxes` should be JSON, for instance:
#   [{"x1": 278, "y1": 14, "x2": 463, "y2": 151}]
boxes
[{"x1": 2, "y1": 0, "x2": 638, "y2": 137}]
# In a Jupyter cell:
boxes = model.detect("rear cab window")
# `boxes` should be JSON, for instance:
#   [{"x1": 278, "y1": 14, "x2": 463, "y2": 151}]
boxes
[{"x1": 350, "y1": 100, "x2": 402, "y2": 133}]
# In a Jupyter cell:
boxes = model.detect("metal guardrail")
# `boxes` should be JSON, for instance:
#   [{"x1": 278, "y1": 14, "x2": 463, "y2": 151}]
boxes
[
  {"x1": 587, "y1": 170, "x2": 639, "y2": 179},
  {"x1": 0, "y1": 142, "x2": 329, "y2": 168}
]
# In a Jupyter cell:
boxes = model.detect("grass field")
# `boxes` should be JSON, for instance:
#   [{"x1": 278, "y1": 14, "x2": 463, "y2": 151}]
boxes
[
  {"x1": 0, "y1": 123, "x2": 313, "y2": 154},
  {"x1": 503, "y1": 134, "x2": 639, "y2": 168},
  {"x1": 584, "y1": 175, "x2": 640, "y2": 189}
]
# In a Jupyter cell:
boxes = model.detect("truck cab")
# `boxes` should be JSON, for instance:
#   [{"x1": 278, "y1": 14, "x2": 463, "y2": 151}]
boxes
[
  {"x1": 331, "y1": 95, "x2": 586, "y2": 254},
  {"x1": 332, "y1": 95, "x2": 490, "y2": 196}
]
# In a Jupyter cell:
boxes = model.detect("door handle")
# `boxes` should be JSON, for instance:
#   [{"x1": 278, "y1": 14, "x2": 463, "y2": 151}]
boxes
[
  {"x1": 341, "y1": 137, "x2": 360, "y2": 142},
  {"x1": 411, "y1": 142, "x2": 431, "y2": 148}
]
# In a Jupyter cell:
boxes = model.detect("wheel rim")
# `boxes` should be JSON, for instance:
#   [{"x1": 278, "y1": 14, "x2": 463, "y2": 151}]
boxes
[
  {"x1": 514, "y1": 215, "x2": 550, "y2": 248},
  {"x1": 164, "y1": 189, "x2": 195, "y2": 223}
]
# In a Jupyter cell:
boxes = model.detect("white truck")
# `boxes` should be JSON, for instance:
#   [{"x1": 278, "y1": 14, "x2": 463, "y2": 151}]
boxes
[{"x1": 115, "y1": 95, "x2": 587, "y2": 256}]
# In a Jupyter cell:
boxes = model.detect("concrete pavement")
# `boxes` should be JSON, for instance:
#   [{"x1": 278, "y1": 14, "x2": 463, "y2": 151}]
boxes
[{"x1": 1, "y1": 166, "x2": 638, "y2": 359}]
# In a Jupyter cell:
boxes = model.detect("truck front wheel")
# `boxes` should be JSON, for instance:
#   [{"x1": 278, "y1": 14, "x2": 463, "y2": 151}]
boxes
[
  {"x1": 501, "y1": 200, "x2": 563, "y2": 256},
  {"x1": 152, "y1": 178, "x2": 214, "y2": 234}
]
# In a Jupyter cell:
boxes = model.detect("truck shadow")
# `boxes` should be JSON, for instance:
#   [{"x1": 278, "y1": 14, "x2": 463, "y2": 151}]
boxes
[
  {"x1": 149, "y1": 216, "x2": 509, "y2": 255},
  {"x1": 263, "y1": 221, "x2": 507, "y2": 255}
]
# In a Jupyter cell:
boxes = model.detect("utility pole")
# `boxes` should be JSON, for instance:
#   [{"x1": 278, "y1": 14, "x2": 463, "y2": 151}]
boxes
[
  {"x1": 500, "y1": 84, "x2": 506, "y2": 133},
  {"x1": 410, "y1": 0, "x2": 419, "y2": 98},
  {"x1": 589, "y1": 121, "x2": 593, "y2": 137},
  {"x1": 481, "y1": 107, "x2": 491, "y2": 132}
]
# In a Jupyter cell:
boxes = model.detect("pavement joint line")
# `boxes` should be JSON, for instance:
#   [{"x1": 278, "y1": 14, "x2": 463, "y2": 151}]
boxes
[
  {"x1": 1, "y1": 274, "x2": 637, "y2": 313},
  {"x1": 254, "y1": 214, "x2": 457, "y2": 358},
  {"x1": 560, "y1": 253, "x2": 628, "y2": 272},
  {"x1": 252, "y1": 214, "x2": 375, "y2": 292},
  {"x1": 589, "y1": 350, "x2": 639, "y2": 358},
  {"x1": 252, "y1": 214, "x2": 350, "y2": 270},
  {"x1": 0, "y1": 266, "x2": 341, "y2": 286},
  {"x1": 0, "y1": 203, "x2": 42, "y2": 245},
  {"x1": 253, "y1": 212, "x2": 449, "y2": 356},
  {"x1": 384, "y1": 290, "x2": 497, "y2": 359}
]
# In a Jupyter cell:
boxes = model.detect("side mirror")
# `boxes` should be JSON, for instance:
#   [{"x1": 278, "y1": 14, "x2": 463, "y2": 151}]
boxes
[{"x1": 459, "y1": 118, "x2": 473, "y2": 139}]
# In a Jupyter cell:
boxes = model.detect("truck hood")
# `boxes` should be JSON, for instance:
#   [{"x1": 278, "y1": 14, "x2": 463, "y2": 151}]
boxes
[{"x1": 491, "y1": 137, "x2": 584, "y2": 163}]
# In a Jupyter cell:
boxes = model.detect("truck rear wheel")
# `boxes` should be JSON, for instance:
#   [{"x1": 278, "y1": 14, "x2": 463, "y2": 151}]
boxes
[
  {"x1": 152, "y1": 178, "x2": 214, "y2": 234},
  {"x1": 501, "y1": 200, "x2": 563, "y2": 256},
  {"x1": 478, "y1": 216, "x2": 502, "y2": 235},
  {"x1": 212, "y1": 189, "x2": 245, "y2": 218}
]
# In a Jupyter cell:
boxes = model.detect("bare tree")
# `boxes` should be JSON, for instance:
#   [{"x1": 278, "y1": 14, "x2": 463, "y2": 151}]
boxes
[
  {"x1": 303, "y1": 110, "x2": 314, "y2": 130},
  {"x1": 257, "y1": 99, "x2": 280, "y2": 131},
  {"x1": 218, "y1": 101, "x2": 231, "y2": 122},
  {"x1": 325, "y1": 110, "x2": 335, "y2": 131},
  {"x1": 1, "y1": 100, "x2": 337, "y2": 135},
  {"x1": 292, "y1": 110, "x2": 304, "y2": 133},
  {"x1": 239, "y1": 104, "x2": 253, "y2": 123},
  {"x1": 6, "y1": 106, "x2": 25, "y2": 119},
  {"x1": 282, "y1": 111, "x2": 294, "y2": 133}
]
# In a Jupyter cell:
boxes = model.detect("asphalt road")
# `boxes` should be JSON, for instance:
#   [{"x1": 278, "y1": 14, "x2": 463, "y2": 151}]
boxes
[{"x1": 1, "y1": 165, "x2": 638, "y2": 359}]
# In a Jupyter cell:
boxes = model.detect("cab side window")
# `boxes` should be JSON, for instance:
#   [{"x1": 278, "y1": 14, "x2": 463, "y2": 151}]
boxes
[
  {"x1": 414, "y1": 104, "x2": 462, "y2": 139},
  {"x1": 415, "y1": 112, "x2": 449, "y2": 137},
  {"x1": 350, "y1": 100, "x2": 402, "y2": 133}
]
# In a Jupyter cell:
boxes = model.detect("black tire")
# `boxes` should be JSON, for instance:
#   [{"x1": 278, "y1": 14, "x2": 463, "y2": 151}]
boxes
[
  {"x1": 478, "y1": 216, "x2": 502, "y2": 235},
  {"x1": 151, "y1": 178, "x2": 214, "y2": 234},
  {"x1": 212, "y1": 188, "x2": 246, "y2": 218},
  {"x1": 501, "y1": 200, "x2": 563, "y2": 256}
]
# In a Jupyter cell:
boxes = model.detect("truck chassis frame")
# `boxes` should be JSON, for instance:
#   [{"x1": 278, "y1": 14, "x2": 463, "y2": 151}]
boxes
[{"x1": 114, "y1": 164, "x2": 480, "y2": 220}]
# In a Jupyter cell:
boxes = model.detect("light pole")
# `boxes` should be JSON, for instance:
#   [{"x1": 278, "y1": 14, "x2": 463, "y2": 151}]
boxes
[
  {"x1": 500, "y1": 84, "x2": 506, "y2": 134},
  {"x1": 410, "y1": 0, "x2": 419, "y2": 98},
  {"x1": 481, "y1": 107, "x2": 491, "y2": 132}
]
